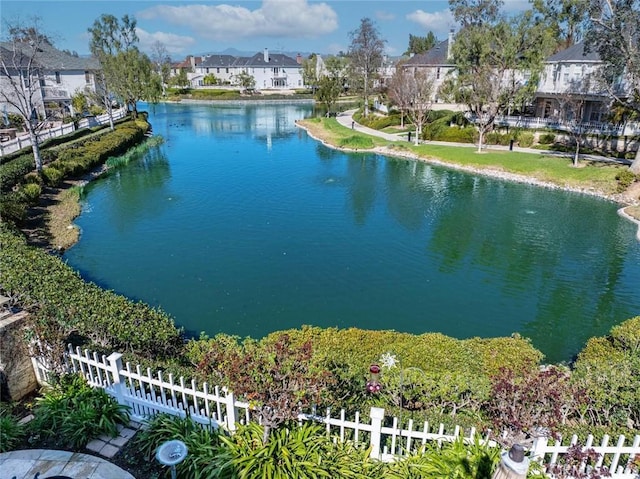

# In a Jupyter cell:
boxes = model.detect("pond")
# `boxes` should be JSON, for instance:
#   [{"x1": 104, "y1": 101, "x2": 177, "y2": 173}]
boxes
[{"x1": 64, "y1": 102, "x2": 640, "y2": 364}]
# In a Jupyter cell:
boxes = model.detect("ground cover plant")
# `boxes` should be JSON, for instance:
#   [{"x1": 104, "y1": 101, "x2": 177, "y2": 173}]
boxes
[{"x1": 25, "y1": 374, "x2": 129, "y2": 449}]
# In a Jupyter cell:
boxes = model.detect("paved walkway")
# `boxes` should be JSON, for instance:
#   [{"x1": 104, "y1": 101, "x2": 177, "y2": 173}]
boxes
[
  {"x1": 336, "y1": 110, "x2": 629, "y2": 165},
  {"x1": 0, "y1": 450, "x2": 135, "y2": 479}
]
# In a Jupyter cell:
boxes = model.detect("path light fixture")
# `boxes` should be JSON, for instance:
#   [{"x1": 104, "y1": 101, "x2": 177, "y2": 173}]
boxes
[
  {"x1": 156, "y1": 439, "x2": 188, "y2": 479},
  {"x1": 492, "y1": 444, "x2": 529, "y2": 479},
  {"x1": 366, "y1": 364, "x2": 382, "y2": 394}
]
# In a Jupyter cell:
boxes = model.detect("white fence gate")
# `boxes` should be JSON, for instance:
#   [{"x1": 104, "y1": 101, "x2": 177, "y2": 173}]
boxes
[{"x1": 31, "y1": 347, "x2": 640, "y2": 477}]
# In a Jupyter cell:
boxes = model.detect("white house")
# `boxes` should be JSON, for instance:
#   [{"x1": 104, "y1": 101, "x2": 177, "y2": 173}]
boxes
[
  {"x1": 533, "y1": 43, "x2": 612, "y2": 122},
  {"x1": 0, "y1": 41, "x2": 102, "y2": 121},
  {"x1": 186, "y1": 49, "x2": 304, "y2": 90}
]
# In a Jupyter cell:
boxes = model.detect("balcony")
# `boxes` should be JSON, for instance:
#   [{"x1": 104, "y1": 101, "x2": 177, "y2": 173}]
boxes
[{"x1": 42, "y1": 86, "x2": 70, "y2": 100}]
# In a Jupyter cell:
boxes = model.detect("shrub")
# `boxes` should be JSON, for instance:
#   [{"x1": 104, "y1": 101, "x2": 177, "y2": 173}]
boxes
[
  {"x1": 0, "y1": 154, "x2": 34, "y2": 193},
  {"x1": 615, "y1": 169, "x2": 638, "y2": 192},
  {"x1": 0, "y1": 408, "x2": 24, "y2": 452},
  {"x1": 338, "y1": 135, "x2": 374, "y2": 149},
  {"x1": 518, "y1": 131, "x2": 534, "y2": 147},
  {"x1": 0, "y1": 227, "x2": 184, "y2": 358},
  {"x1": 539, "y1": 132, "x2": 556, "y2": 144},
  {"x1": 21, "y1": 183, "x2": 42, "y2": 204},
  {"x1": 29, "y1": 374, "x2": 130, "y2": 449},
  {"x1": 23, "y1": 171, "x2": 43, "y2": 186},
  {"x1": 41, "y1": 166, "x2": 64, "y2": 186},
  {"x1": 0, "y1": 192, "x2": 27, "y2": 223}
]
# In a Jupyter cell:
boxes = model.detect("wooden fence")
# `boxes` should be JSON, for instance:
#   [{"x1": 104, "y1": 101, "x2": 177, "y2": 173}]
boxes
[
  {"x1": 0, "y1": 107, "x2": 128, "y2": 157},
  {"x1": 31, "y1": 347, "x2": 640, "y2": 476}
]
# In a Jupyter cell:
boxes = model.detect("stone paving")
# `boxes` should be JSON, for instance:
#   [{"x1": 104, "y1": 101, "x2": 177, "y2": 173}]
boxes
[
  {"x1": 0, "y1": 449, "x2": 135, "y2": 479},
  {"x1": 0, "y1": 422, "x2": 141, "y2": 479}
]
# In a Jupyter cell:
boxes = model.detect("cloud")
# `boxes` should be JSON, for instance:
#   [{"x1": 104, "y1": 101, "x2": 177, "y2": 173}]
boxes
[
  {"x1": 136, "y1": 28, "x2": 196, "y2": 55},
  {"x1": 406, "y1": 9, "x2": 455, "y2": 37},
  {"x1": 137, "y1": 0, "x2": 338, "y2": 41},
  {"x1": 375, "y1": 10, "x2": 395, "y2": 21}
]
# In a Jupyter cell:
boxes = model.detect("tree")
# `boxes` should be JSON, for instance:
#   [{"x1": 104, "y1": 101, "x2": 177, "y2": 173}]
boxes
[
  {"x1": 169, "y1": 69, "x2": 190, "y2": 91},
  {"x1": 202, "y1": 73, "x2": 218, "y2": 86},
  {"x1": 0, "y1": 17, "x2": 52, "y2": 172},
  {"x1": 315, "y1": 55, "x2": 348, "y2": 114},
  {"x1": 556, "y1": 77, "x2": 594, "y2": 166},
  {"x1": 348, "y1": 17, "x2": 386, "y2": 117},
  {"x1": 388, "y1": 64, "x2": 413, "y2": 128},
  {"x1": 89, "y1": 14, "x2": 156, "y2": 117},
  {"x1": 446, "y1": 3, "x2": 554, "y2": 152},
  {"x1": 585, "y1": 0, "x2": 640, "y2": 172},
  {"x1": 302, "y1": 53, "x2": 319, "y2": 91},
  {"x1": 404, "y1": 32, "x2": 437, "y2": 56},
  {"x1": 234, "y1": 71, "x2": 256, "y2": 90},
  {"x1": 149, "y1": 40, "x2": 171, "y2": 96},
  {"x1": 532, "y1": 0, "x2": 589, "y2": 50},
  {"x1": 389, "y1": 68, "x2": 435, "y2": 144}
]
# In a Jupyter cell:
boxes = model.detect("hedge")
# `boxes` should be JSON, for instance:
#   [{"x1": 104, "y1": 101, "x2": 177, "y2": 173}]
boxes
[{"x1": 0, "y1": 227, "x2": 184, "y2": 358}]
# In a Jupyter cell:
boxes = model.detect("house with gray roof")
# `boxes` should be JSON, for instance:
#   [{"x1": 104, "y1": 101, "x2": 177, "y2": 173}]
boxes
[
  {"x1": 186, "y1": 49, "x2": 304, "y2": 89},
  {"x1": 0, "y1": 40, "x2": 102, "y2": 121},
  {"x1": 401, "y1": 31, "x2": 456, "y2": 102},
  {"x1": 533, "y1": 42, "x2": 610, "y2": 122}
]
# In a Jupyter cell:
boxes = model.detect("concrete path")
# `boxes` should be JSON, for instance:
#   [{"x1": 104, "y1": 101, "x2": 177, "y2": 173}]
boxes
[
  {"x1": 0, "y1": 450, "x2": 135, "y2": 479},
  {"x1": 335, "y1": 109, "x2": 629, "y2": 165}
]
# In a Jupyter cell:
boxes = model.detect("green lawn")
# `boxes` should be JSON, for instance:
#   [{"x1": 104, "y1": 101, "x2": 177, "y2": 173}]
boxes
[{"x1": 300, "y1": 118, "x2": 626, "y2": 196}]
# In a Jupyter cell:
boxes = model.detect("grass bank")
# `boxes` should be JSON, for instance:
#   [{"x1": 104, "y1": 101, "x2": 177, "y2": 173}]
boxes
[{"x1": 298, "y1": 117, "x2": 639, "y2": 212}]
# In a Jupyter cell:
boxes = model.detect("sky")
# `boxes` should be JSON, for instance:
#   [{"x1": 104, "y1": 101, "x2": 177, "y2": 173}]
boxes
[{"x1": 1, "y1": 0, "x2": 530, "y2": 59}]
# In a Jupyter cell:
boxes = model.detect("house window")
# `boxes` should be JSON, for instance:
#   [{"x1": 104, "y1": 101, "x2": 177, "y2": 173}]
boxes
[
  {"x1": 55, "y1": 71, "x2": 61, "y2": 84},
  {"x1": 226, "y1": 68, "x2": 229, "y2": 73},
  {"x1": 217, "y1": 67, "x2": 220, "y2": 73},
  {"x1": 39, "y1": 78, "x2": 45, "y2": 87},
  {"x1": 85, "y1": 71, "x2": 92, "y2": 83},
  {"x1": 436, "y1": 67, "x2": 441, "y2": 80},
  {"x1": 563, "y1": 72, "x2": 569, "y2": 83},
  {"x1": 273, "y1": 67, "x2": 279, "y2": 75}
]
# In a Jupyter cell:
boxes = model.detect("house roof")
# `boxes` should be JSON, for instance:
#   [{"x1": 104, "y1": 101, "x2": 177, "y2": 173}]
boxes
[
  {"x1": 0, "y1": 41, "x2": 99, "y2": 70},
  {"x1": 200, "y1": 55, "x2": 237, "y2": 68},
  {"x1": 237, "y1": 52, "x2": 300, "y2": 67},
  {"x1": 547, "y1": 43, "x2": 600, "y2": 63},
  {"x1": 403, "y1": 39, "x2": 453, "y2": 67}
]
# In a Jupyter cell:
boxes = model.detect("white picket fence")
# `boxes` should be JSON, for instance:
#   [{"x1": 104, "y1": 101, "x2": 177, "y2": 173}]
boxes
[
  {"x1": 31, "y1": 347, "x2": 640, "y2": 476},
  {"x1": 0, "y1": 107, "x2": 128, "y2": 157}
]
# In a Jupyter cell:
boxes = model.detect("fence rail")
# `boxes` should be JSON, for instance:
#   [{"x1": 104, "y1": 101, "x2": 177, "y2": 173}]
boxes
[
  {"x1": 0, "y1": 107, "x2": 128, "y2": 157},
  {"x1": 31, "y1": 347, "x2": 640, "y2": 476}
]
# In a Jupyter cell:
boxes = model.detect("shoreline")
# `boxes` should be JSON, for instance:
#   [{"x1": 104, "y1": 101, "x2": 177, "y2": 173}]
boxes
[{"x1": 296, "y1": 119, "x2": 640, "y2": 238}]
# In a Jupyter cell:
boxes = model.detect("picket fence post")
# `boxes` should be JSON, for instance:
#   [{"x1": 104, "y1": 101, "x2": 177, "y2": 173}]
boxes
[
  {"x1": 224, "y1": 390, "x2": 237, "y2": 432},
  {"x1": 529, "y1": 435, "x2": 548, "y2": 463},
  {"x1": 106, "y1": 352, "x2": 125, "y2": 406},
  {"x1": 369, "y1": 407, "x2": 385, "y2": 460}
]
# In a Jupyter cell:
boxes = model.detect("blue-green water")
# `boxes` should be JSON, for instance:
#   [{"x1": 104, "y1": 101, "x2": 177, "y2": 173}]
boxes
[{"x1": 64, "y1": 102, "x2": 640, "y2": 363}]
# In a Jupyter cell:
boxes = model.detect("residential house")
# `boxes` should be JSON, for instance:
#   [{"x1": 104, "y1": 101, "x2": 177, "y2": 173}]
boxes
[
  {"x1": 194, "y1": 55, "x2": 237, "y2": 85},
  {"x1": 238, "y1": 49, "x2": 304, "y2": 89},
  {"x1": 533, "y1": 43, "x2": 611, "y2": 122},
  {"x1": 183, "y1": 49, "x2": 304, "y2": 89},
  {"x1": 401, "y1": 30, "x2": 456, "y2": 102},
  {"x1": 0, "y1": 41, "x2": 102, "y2": 120}
]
